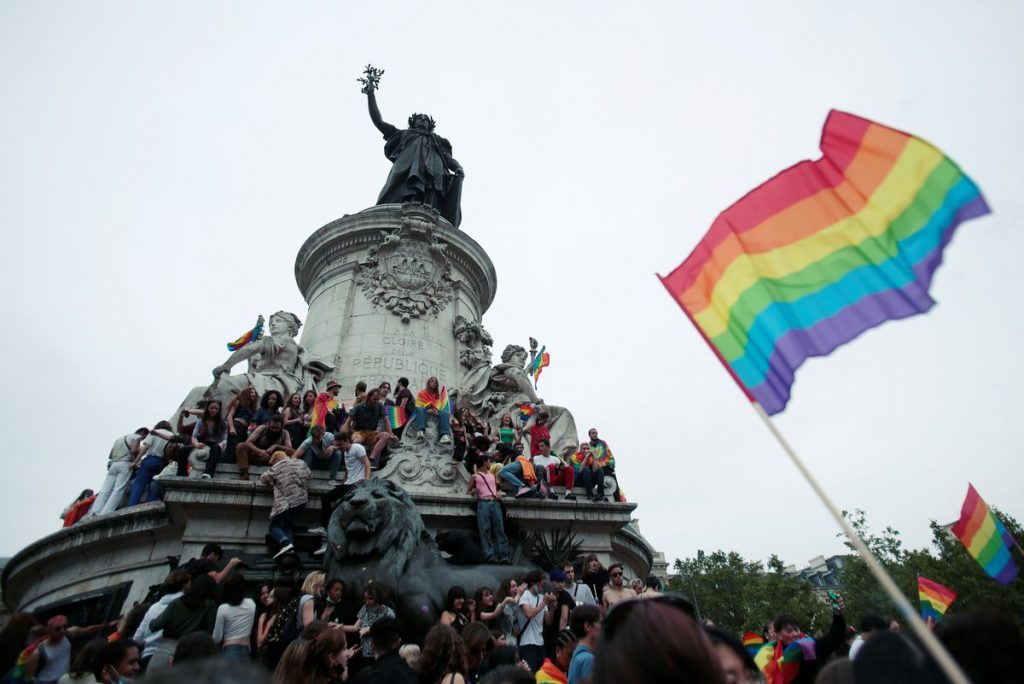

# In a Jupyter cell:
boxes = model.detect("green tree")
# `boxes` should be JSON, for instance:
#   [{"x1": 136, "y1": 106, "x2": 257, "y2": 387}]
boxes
[
  {"x1": 668, "y1": 549, "x2": 830, "y2": 635},
  {"x1": 837, "y1": 509, "x2": 1024, "y2": 628}
]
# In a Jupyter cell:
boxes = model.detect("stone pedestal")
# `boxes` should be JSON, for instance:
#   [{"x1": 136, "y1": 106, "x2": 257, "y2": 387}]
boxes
[{"x1": 295, "y1": 204, "x2": 497, "y2": 393}]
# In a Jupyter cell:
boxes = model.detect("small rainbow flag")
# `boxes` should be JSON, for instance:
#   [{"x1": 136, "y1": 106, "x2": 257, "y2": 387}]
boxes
[
  {"x1": 415, "y1": 386, "x2": 450, "y2": 413},
  {"x1": 518, "y1": 403, "x2": 535, "y2": 423},
  {"x1": 226, "y1": 315, "x2": 264, "y2": 351},
  {"x1": 659, "y1": 111, "x2": 989, "y2": 415},
  {"x1": 755, "y1": 637, "x2": 814, "y2": 684},
  {"x1": 742, "y1": 631, "x2": 765, "y2": 658},
  {"x1": 918, "y1": 576, "x2": 956, "y2": 621},
  {"x1": 530, "y1": 346, "x2": 550, "y2": 386},
  {"x1": 386, "y1": 405, "x2": 409, "y2": 429},
  {"x1": 951, "y1": 483, "x2": 1018, "y2": 585}
]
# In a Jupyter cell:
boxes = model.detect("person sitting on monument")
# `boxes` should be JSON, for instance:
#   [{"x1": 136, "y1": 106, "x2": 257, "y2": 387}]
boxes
[
  {"x1": 128, "y1": 420, "x2": 176, "y2": 506},
  {"x1": 498, "y1": 445, "x2": 541, "y2": 498},
  {"x1": 60, "y1": 488, "x2": 96, "y2": 527},
  {"x1": 413, "y1": 377, "x2": 453, "y2": 444},
  {"x1": 190, "y1": 401, "x2": 228, "y2": 479},
  {"x1": 570, "y1": 442, "x2": 606, "y2": 503},
  {"x1": 253, "y1": 390, "x2": 284, "y2": 427},
  {"x1": 466, "y1": 451, "x2": 512, "y2": 565},
  {"x1": 378, "y1": 381, "x2": 393, "y2": 406},
  {"x1": 294, "y1": 424, "x2": 340, "y2": 480},
  {"x1": 532, "y1": 439, "x2": 575, "y2": 501},
  {"x1": 260, "y1": 450, "x2": 311, "y2": 559},
  {"x1": 235, "y1": 414, "x2": 294, "y2": 480},
  {"x1": 282, "y1": 391, "x2": 307, "y2": 447},
  {"x1": 353, "y1": 380, "x2": 367, "y2": 407},
  {"x1": 451, "y1": 415, "x2": 468, "y2": 463},
  {"x1": 494, "y1": 414, "x2": 521, "y2": 461},
  {"x1": 392, "y1": 377, "x2": 415, "y2": 439},
  {"x1": 585, "y1": 429, "x2": 615, "y2": 474},
  {"x1": 465, "y1": 434, "x2": 494, "y2": 475},
  {"x1": 84, "y1": 427, "x2": 149, "y2": 519},
  {"x1": 225, "y1": 385, "x2": 259, "y2": 459},
  {"x1": 527, "y1": 412, "x2": 551, "y2": 457},
  {"x1": 343, "y1": 388, "x2": 392, "y2": 468}
]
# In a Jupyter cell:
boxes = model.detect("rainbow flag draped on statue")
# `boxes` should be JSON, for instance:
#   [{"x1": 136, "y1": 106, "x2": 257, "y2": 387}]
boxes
[
  {"x1": 226, "y1": 315, "x2": 264, "y2": 351},
  {"x1": 415, "y1": 386, "x2": 450, "y2": 413},
  {"x1": 918, "y1": 576, "x2": 956, "y2": 621},
  {"x1": 951, "y1": 484, "x2": 1018, "y2": 584},
  {"x1": 659, "y1": 111, "x2": 990, "y2": 414}
]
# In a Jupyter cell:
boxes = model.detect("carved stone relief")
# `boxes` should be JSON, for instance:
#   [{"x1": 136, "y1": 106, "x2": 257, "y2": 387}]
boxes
[{"x1": 356, "y1": 204, "x2": 455, "y2": 322}]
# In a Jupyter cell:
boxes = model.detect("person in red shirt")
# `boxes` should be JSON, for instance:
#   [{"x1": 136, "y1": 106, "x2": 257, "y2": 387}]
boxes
[{"x1": 528, "y1": 411, "x2": 551, "y2": 457}]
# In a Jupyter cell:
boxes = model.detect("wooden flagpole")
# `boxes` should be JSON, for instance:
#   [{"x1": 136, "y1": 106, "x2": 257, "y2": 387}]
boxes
[
  {"x1": 657, "y1": 274, "x2": 970, "y2": 682},
  {"x1": 751, "y1": 402, "x2": 969, "y2": 684}
]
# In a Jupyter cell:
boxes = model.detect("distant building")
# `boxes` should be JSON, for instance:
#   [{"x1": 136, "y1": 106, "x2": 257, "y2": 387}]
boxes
[{"x1": 785, "y1": 554, "x2": 849, "y2": 594}]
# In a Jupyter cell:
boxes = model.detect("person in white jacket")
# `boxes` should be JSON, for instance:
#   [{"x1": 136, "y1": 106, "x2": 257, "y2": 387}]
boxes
[{"x1": 133, "y1": 569, "x2": 191, "y2": 671}]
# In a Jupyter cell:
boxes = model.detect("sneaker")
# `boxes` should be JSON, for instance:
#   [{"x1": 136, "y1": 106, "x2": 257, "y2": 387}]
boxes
[
  {"x1": 515, "y1": 486, "x2": 536, "y2": 499},
  {"x1": 439, "y1": 434, "x2": 452, "y2": 445},
  {"x1": 272, "y1": 543, "x2": 294, "y2": 560},
  {"x1": 564, "y1": 493, "x2": 576, "y2": 501},
  {"x1": 417, "y1": 430, "x2": 425, "y2": 439},
  {"x1": 200, "y1": 473, "x2": 212, "y2": 480},
  {"x1": 484, "y1": 556, "x2": 497, "y2": 564},
  {"x1": 313, "y1": 542, "x2": 328, "y2": 558},
  {"x1": 307, "y1": 527, "x2": 327, "y2": 537},
  {"x1": 237, "y1": 470, "x2": 249, "y2": 481},
  {"x1": 546, "y1": 492, "x2": 558, "y2": 500}
]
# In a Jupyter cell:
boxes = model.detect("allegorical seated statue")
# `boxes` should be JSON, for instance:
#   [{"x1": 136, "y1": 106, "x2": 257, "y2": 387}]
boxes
[
  {"x1": 361, "y1": 65, "x2": 464, "y2": 228},
  {"x1": 323, "y1": 479, "x2": 530, "y2": 642},
  {"x1": 206, "y1": 311, "x2": 332, "y2": 406},
  {"x1": 465, "y1": 344, "x2": 579, "y2": 457}
]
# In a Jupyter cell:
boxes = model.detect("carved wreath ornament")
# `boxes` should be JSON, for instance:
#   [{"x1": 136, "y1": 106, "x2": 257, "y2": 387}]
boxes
[{"x1": 357, "y1": 205, "x2": 455, "y2": 322}]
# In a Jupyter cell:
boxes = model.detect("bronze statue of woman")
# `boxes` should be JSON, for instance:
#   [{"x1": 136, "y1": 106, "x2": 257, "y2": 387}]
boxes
[{"x1": 361, "y1": 66, "x2": 464, "y2": 227}]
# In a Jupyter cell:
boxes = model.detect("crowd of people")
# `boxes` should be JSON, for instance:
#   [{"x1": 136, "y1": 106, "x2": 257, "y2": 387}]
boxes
[
  {"x1": 67, "y1": 376, "x2": 623, "y2": 547},
  {"x1": 3, "y1": 543, "x2": 1020, "y2": 683}
]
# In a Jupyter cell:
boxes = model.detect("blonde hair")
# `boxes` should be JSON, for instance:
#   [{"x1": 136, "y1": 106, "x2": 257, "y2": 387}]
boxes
[
  {"x1": 302, "y1": 570, "x2": 326, "y2": 596},
  {"x1": 269, "y1": 450, "x2": 289, "y2": 465},
  {"x1": 399, "y1": 644, "x2": 422, "y2": 671}
]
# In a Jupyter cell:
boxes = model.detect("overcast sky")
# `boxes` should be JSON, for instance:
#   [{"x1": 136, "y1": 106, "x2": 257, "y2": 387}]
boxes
[{"x1": 2, "y1": 2, "x2": 1021, "y2": 573}]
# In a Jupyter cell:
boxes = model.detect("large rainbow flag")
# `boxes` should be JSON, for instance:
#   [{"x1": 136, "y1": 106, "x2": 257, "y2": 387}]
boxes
[
  {"x1": 918, "y1": 576, "x2": 956, "y2": 621},
  {"x1": 951, "y1": 483, "x2": 1018, "y2": 584},
  {"x1": 415, "y1": 386, "x2": 450, "y2": 413},
  {"x1": 659, "y1": 111, "x2": 989, "y2": 414},
  {"x1": 226, "y1": 315, "x2": 264, "y2": 351}
]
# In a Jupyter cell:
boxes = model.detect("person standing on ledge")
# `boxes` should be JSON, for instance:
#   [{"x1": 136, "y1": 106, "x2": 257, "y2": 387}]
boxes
[{"x1": 361, "y1": 65, "x2": 465, "y2": 227}]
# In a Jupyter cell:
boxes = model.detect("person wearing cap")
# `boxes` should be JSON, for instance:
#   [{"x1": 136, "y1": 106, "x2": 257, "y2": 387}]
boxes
[
  {"x1": 27, "y1": 615, "x2": 113, "y2": 684},
  {"x1": 548, "y1": 569, "x2": 575, "y2": 633},
  {"x1": 324, "y1": 379, "x2": 348, "y2": 432}
]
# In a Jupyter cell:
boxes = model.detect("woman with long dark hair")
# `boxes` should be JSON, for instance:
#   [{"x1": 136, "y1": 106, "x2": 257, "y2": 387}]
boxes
[
  {"x1": 190, "y1": 401, "x2": 227, "y2": 478},
  {"x1": 592, "y1": 597, "x2": 724, "y2": 684},
  {"x1": 226, "y1": 386, "x2": 259, "y2": 459},
  {"x1": 493, "y1": 578, "x2": 523, "y2": 647},
  {"x1": 439, "y1": 586, "x2": 469, "y2": 634},
  {"x1": 254, "y1": 390, "x2": 284, "y2": 427},
  {"x1": 257, "y1": 586, "x2": 293, "y2": 670},
  {"x1": 282, "y1": 392, "x2": 306, "y2": 447},
  {"x1": 212, "y1": 573, "x2": 255, "y2": 661},
  {"x1": 419, "y1": 625, "x2": 468, "y2": 684}
]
